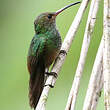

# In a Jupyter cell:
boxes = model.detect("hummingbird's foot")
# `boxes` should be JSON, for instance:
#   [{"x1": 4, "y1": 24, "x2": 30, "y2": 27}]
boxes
[
  {"x1": 44, "y1": 84, "x2": 54, "y2": 88},
  {"x1": 45, "y1": 72, "x2": 58, "y2": 78},
  {"x1": 59, "y1": 50, "x2": 67, "y2": 55},
  {"x1": 44, "y1": 72, "x2": 57, "y2": 88}
]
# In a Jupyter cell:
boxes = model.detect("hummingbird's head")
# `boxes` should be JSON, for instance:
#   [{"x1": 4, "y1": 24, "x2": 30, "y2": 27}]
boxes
[
  {"x1": 34, "y1": 1, "x2": 81, "y2": 34},
  {"x1": 34, "y1": 12, "x2": 57, "y2": 34}
]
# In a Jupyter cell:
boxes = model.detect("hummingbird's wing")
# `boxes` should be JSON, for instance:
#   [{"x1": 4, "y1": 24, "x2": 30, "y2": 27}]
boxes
[{"x1": 27, "y1": 35, "x2": 46, "y2": 74}]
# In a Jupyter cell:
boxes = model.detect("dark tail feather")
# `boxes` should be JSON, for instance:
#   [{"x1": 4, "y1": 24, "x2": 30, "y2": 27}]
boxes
[{"x1": 29, "y1": 63, "x2": 45, "y2": 109}]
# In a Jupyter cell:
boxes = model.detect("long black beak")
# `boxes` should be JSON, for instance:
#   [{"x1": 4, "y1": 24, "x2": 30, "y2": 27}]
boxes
[{"x1": 55, "y1": 1, "x2": 81, "y2": 16}]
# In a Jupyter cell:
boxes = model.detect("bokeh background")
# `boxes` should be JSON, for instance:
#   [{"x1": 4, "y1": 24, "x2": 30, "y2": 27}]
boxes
[{"x1": 0, "y1": 0, "x2": 104, "y2": 110}]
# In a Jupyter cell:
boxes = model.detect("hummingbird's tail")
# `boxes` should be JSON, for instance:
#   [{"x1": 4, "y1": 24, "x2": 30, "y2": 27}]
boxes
[{"x1": 29, "y1": 62, "x2": 45, "y2": 109}]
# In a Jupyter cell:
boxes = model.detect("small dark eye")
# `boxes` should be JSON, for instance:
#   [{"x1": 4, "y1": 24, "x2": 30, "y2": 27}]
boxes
[{"x1": 48, "y1": 14, "x2": 52, "y2": 19}]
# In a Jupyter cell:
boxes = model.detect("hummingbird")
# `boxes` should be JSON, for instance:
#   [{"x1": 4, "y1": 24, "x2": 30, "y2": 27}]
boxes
[{"x1": 27, "y1": 1, "x2": 80, "y2": 109}]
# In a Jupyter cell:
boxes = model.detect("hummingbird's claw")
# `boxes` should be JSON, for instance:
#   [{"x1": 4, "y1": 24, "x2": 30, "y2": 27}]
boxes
[
  {"x1": 59, "y1": 50, "x2": 67, "y2": 55},
  {"x1": 44, "y1": 84, "x2": 54, "y2": 88},
  {"x1": 45, "y1": 72, "x2": 58, "y2": 78}
]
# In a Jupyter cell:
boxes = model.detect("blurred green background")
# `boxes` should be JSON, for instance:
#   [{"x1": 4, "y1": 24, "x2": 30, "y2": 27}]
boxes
[{"x1": 0, "y1": 0, "x2": 104, "y2": 110}]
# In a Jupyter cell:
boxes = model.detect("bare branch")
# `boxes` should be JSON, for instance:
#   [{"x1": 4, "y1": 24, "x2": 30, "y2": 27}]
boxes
[
  {"x1": 91, "y1": 70, "x2": 103, "y2": 110},
  {"x1": 65, "y1": 0, "x2": 100, "y2": 109},
  {"x1": 83, "y1": 36, "x2": 104, "y2": 110},
  {"x1": 103, "y1": 0, "x2": 110, "y2": 110},
  {"x1": 35, "y1": 0, "x2": 90, "y2": 109}
]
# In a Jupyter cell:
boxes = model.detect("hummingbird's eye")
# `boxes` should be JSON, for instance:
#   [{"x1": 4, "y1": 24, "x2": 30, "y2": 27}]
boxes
[{"x1": 47, "y1": 14, "x2": 52, "y2": 19}]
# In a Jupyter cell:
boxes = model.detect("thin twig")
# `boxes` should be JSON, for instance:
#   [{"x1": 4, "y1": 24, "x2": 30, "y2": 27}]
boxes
[
  {"x1": 91, "y1": 69, "x2": 103, "y2": 110},
  {"x1": 65, "y1": 0, "x2": 100, "y2": 109},
  {"x1": 83, "y1": 36, "x2": 104, "y2": 110},
  {"x1": 35, "y1": 0, "x2": 90, "y2": 110},
  {"x1": 103, "y1": 0, "x2": 110, "y2": 110}
]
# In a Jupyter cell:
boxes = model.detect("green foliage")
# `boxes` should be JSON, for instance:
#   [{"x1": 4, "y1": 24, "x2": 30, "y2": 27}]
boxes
[{"x1": 0, "y1": 0, "x2": 104, "y2": 110}]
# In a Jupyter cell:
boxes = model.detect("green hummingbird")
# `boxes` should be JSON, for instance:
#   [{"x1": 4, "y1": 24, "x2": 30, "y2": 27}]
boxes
[{"x1": 27, "y1": 1, "x2": 80, "y2": 109}]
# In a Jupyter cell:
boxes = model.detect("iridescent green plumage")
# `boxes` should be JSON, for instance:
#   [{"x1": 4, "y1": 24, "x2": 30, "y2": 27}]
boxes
[{"x1": 28, "y1": 13, "x2": 61, "y2": 67}]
